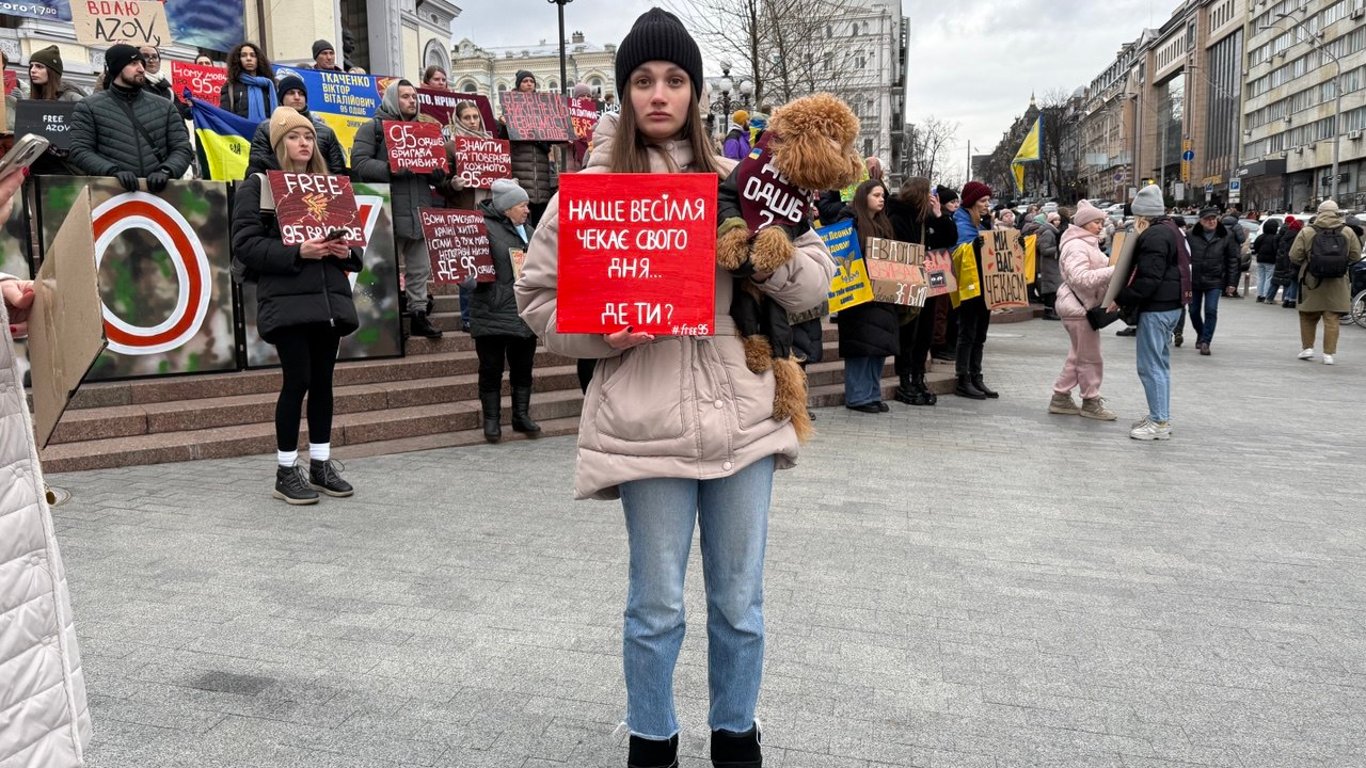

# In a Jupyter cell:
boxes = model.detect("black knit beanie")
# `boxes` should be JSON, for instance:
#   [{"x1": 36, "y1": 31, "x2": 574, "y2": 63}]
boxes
[
  {"x1": 936, "y1": 185, "x2": 958, "y2": 205},
  {"x1": 615, "y1": 8, "x2": 703, "y2": 99}
]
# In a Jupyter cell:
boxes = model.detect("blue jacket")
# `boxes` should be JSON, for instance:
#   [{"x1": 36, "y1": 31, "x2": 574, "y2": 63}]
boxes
[{"x1": 954, "y1": 206, "x2": 983, "y2": 246}]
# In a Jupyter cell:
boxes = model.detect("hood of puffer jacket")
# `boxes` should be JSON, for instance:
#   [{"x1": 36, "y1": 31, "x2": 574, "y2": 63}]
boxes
[
  {"x1": 1312, "y1": 209, "x2": 1345, "y2": 230},
  {"x1": 451, "y1": 116, "x2": 489, "y2": 139},
  {"x1": 1060, "y1": 223, "x2": 1097, "y2": 249},
  {"x1": 1262, "y1": 218, "x2": 1280, "y2": 235}
]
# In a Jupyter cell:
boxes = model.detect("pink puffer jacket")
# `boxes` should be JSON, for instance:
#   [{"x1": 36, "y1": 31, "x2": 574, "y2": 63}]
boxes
[{"x1": 1055, "y1": 225, "x2": 1115, "y2": 320}]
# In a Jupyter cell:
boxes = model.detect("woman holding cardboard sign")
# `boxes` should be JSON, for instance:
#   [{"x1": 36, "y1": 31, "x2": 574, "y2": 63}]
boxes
[
  {"x1": 231, "y1": 107, "x2": 361, "y2": 505},
  {"x1": 835, "y1": 178, "x2": 900, "y2": 413},
  {"x1": 515, "y1": 10, "x2": 834, "y2": 768}
]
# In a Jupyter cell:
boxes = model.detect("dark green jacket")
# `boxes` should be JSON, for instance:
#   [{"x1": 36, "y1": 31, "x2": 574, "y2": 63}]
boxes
[{"x1": 68, "y1": 84, "x2": 193, "y2": 178}]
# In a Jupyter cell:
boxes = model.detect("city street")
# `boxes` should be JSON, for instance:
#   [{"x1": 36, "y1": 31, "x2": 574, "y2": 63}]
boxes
[{"x1": 50, "y1": 298, "x2": 1366, "y2": 768}]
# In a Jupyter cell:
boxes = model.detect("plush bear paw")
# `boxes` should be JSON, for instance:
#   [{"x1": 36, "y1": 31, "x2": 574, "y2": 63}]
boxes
[{"x1": 741, "y1": 335, "x2": 773, "y2": 373}]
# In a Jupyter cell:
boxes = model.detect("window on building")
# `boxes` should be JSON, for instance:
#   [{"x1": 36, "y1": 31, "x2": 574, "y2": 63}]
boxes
[
  {"x1": 461, "y1": 81, "x2": 478, "y2": 93},
  {"x1": 497, "y1": 82, "x2": 508, "y2": 92}
]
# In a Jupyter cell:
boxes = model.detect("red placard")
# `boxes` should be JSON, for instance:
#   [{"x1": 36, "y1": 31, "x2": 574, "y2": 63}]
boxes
[
  {"x1": 453, "y1": 136, "x2": 512, "y2": 190},
  {"x1": 266, "y1": 171, "x2": 367, "y2": 247},
  {"x1": 420, "y1": 208, "x2": 496, "y2": 284},
  {"x1": 383, "y1": 120, "x2": 448, "y2": 174},
  {"x1": 169, "y1": 61, "x2": 227, "y2": 107},
  {"x1": 499, "y1": 91, "x2": 574, "y2": 143},
  {"x1": 417, "y1": 88, "x2": 496, "y2": 134},
  {"x1": 557, "y1": 173, "x2": 717, "y2": 336},
  {"x1": 569, "y1": 97, "x2": 601, "y2": 140}
]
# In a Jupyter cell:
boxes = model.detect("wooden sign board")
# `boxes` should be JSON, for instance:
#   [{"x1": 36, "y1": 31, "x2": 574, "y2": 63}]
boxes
[
  {"x1": 383, "y1": 120, "x2": 448, "y2": 174},
  {"x1": 265, "y1": 171, "x2": 367, "y2": 247},
  {"x1": 453, "y1": 136, "x2": 512, "y2": 190},
  {"x1": 500, "y1": 91, "x2": 574, "y2": 143},
  {"x1": 557, "y1": 173, "x2": 717, "y2": 335},
  {"x1": 420, "y1": 208, "x2": 495, "y2": 284},
  {"x1": 979, "y1": 229, "x2": 1029, "y2": 310},
  {"x1": 818, "y1": 220, "x2": 873, "y2": 314},
  {"x1": 864, "y1": 238, "x2": 927, "y2": 307},
  {"x1": 70, "y1": 0, "x2": 173, "y2": 47},
  {"x1": 1103, "y1": 230, "x2": 1138, "y2": 307}
]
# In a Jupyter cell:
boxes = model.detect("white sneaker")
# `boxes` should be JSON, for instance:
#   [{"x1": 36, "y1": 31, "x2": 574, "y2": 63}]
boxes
[
  {"x1": 1298, "y1": 348, "x2": 1315, "y2": 360},
  {"x1": 1129, "y1": 419, "x2": 1172, "y2": 441},
  {"x1": 1131, "y1": 415, "x2": 1151, "y2": 429},
  {"x1": 1324, "y1": 354, "x2": 1334, "y2": 365}
]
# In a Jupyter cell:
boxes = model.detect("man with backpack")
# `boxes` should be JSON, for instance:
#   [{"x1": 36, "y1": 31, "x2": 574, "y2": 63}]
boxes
[{"x1": 1289, "y1": 200, "x2": 1362, "y2": 365}]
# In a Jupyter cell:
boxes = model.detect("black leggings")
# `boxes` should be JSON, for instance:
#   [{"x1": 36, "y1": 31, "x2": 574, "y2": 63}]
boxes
[
  {"x1": 955, "y1": 297, "x2": 991, "y2": 376},
  {"x1": 475, "y1": 335, "x2": 537, "y2": 392},
  {"x1": 894, "y1": 306, "x2": 935, "y2": 379},
  {"x1": 273, "y1": 323, "x2": 341, "y2": 452}
]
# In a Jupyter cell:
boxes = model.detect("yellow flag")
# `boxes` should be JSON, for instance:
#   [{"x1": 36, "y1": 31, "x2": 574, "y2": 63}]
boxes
[
  {"x1": 1013, "y1": 116, "x2": 1042, "y2": 163},
  {"x1": 1012, "y1": 162, "x2": 1026, "y2": 193}
]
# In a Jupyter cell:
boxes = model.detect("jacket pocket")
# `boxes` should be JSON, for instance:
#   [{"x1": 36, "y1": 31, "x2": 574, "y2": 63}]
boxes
[
  {"x1": 596, "y1": 341, "x2": 687, "y2": 442},
  {"x1": 714, "y1": 337, "x2": 777, "y2": 432}
]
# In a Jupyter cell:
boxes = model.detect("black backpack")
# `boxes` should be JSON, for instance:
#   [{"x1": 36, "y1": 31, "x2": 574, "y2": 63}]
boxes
[{"x1": 1307, "y1": 226, "x2": 1348, "y2": 283}]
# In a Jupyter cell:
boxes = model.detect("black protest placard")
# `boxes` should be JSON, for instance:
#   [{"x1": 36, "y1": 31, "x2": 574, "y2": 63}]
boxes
[
  {"x1": 499, "y1": 91, "x2": 574, "y2": 143},
  {"x1": 15, "y1": 101, "x2": 76, "y2": 151}
]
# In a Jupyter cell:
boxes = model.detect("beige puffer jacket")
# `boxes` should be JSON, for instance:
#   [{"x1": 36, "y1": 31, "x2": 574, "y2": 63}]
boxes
[
  {"x1": 515, "y1": 115, "x2": 837, "y2": 500},
  {"x1": 0, "y1": 273, "x2": 91, "y2": 767}
]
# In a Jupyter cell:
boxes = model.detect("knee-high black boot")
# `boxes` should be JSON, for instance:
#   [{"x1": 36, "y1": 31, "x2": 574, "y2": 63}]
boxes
[{"x1": 480, "y1": 390, "x2": 501, "y2": 443}]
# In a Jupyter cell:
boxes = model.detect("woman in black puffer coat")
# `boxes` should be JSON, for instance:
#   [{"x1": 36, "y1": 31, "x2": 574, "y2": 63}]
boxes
[
  {"x1": 232, "y1": 107, "x2": 361, "y2": 505},
  {"x1": 1252, "y1": 218, "x2": 1279, "y2": 302},
  {"x1": 836, "y1": 179, "x2": 899, "y2": 413},
  {"x1": 885, "y1": 176, "x2": 957, "y2": 405}
]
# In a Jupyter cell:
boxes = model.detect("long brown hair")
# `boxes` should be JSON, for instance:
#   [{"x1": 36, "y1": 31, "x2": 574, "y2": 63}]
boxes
[
  {"x1": 898, "y1": 176, "x2": 931, "y2": 224},
  {"x1": 274, "y1": 129, "x2": 327, "y2": 174},
  {"x1": 852, "y1": 179, "x2": 894, "y2": 250},
  {"x1": 608, "y1": 71, "x2": 719, "y2": 176},
  {"x1": 226, "y1": 42, "x2": 273, "y2": 82},
  {"x1": 30, "y1": 66, "x2": 67, "y2": 101}
]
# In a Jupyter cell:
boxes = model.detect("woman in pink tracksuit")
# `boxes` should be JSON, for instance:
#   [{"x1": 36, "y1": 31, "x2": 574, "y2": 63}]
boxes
[{"x1": 1049, "y1": 202, "x2": 1117, "y2": 420}]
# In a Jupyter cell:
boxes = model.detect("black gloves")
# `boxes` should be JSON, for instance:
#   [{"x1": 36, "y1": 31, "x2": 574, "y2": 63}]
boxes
[
  {"x1": 428, "y1": 167, "x2": 446, "y2": 186},
  {"x1": 146, "y1": 170, "x2": 169, "y2": 193},
  {"x1": 115, "y1": 171, "x2": 139, "y2": 193}
]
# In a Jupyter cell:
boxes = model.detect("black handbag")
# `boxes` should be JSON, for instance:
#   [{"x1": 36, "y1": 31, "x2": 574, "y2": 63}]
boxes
[{"x1": 1085, "y1": 305, "x2": 1122, "y2": 330}]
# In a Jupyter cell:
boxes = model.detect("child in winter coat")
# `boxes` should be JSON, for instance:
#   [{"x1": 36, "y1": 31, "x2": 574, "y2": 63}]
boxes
[{"x1": 1049, "y1": 203, "x2": 1116, "y2": 420}]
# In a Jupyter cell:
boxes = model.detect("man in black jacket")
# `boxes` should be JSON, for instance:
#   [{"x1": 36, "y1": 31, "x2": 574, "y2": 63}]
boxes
[
  {"x1": 69, "y1": 45, "x2": 193, "y2": 193},
  {"x1": 246, "y1": 75, "x2": 348, "y2": 176},
  {"x1": 1183, "y1": 207, "x2": 1241, "y2": 355}
]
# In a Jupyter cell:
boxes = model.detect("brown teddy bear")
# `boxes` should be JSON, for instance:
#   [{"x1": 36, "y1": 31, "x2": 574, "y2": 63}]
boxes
[{"x1": 715, "y1": 92, "x2": 863, "y2": 442}]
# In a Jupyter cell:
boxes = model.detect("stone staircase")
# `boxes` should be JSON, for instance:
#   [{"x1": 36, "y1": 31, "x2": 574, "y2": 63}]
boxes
[{"x1": 37, "y1": 290, "x2": 961, "y2": 473}]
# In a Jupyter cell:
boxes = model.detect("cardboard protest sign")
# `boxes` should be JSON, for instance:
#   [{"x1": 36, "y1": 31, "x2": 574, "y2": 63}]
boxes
[
  {"x1": 818, "y1": 220, "x2": 873, "y2": 314},
  {"x1": 1103, "y1": 230, "x2": 1138, "y2": 307},
  {"x1": 70, "y1": 0, "x2": 173, "y2": 47},
  {"x1": 500, "y1": 91, "x2": 574, "y2": 143},
  {"x1": 1023, "y1": 234, "x2": 1037, "y2": 284},
  {"x1": 923, "y1": 249, "x2": 956, "y2": 298},
  {"x1": 453, "y1": 136, "x2": 512, "y2": 190},
  {"x1": 264, "y1": 171, "x2": 367, "y2": 247},
  {"x1": 569, "y1": 97, "x2": 601, "y2": 140},
  {"x1": 14, "y1": 101, "x2": 76, "y2": 151},
  {"x1": 557, "y1": 173, "x2": 717, "y2": 335},
  {"x1": 29, "y1": 187, "x2": 107, "y2": 448},
  {"x1": 864, "y1": 238, "x2": 927, "y2": 307},
  {"x1": 417, "y1": 88, "x2": 495, "y2": 135},
  {"x1": 979, "y1": 229, "x2": 1029, "y2": 310},
  {"x1": 383, "y1": 120, "x2": 447, "y2": 174},
  {"x1": 510, "y1": 248, "x2": 526, "y2": 281},
  {"x1": 170, "y1": 61, "x2": 227, "y2": 107},
  {"x1": 419, "y1": 208, "x2": 495, "y2": 285}
]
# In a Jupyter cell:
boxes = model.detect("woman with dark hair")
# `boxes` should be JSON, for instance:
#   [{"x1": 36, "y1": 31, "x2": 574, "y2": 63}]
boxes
[
  {"x1": 952, "y1": 180, "x2": 998, "y2": 399},
  {"x1": 516, "y1": 10, "x2": 834, "y2": 767},
  {"x1": 885, "y1": 176, "x2": 957, "y2": 405},
  {"x1": 836, "y1": 179, "x2": 900, "y2": 413},
  {"x1": 26, "y1": 46, "x2": 83, "y2": 102},
  {"x1": 220, "y1": 42, "x2": 276, "y2": 121},
  {"x1": 231, "y1": 107, "x2": 361, "y2": 504},
  {"x1": 421, "y1": 65, "x2": 448, "y2": 90}
]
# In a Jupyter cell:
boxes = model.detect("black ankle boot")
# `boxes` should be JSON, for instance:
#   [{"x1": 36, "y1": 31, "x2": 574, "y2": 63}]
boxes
[
  {"x1": 955, "y1": 374, "x2": 986, "y2": 400},
  {"x1": 971, "y1": 374, "x2": 999, "y2": 399},
  {"x1": 911, "y1": 374, "x2": 936, "y2": 406},
  {"x1": 711, "y1": 725, "x2": 761, "y2": 767},
  {"x1": 309, "y1": 459, "x2": 353, "y2": 497},
  {"x1": 479, "y1": 390, "x2": 501, "y2": 443},
  {"x1": 628, "y1": 734, "x2": 679, "y2": 768},
  {"x1": 893, "y1": 374, "x2": 915, "y2": 404},
  {"x1": 410, "y1": 311, "x2": 443, "y2": 339},
  {"x1": 510, "y1": 386, "x2": 541, "y2": 435}
]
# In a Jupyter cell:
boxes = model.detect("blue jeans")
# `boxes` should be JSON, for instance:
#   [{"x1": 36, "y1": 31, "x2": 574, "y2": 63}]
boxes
[
  {"x1": 619, "y1": 456, "x2": 775, "y2": 739},
  {"x1": 843, "y1": 356, "x2": 885, "y2": 406},
  {"x1": 1137, "y1": 310, "x2": 1181, "y2": 422},
  {"x1": 1187, "y1": 288, "x2": 1222, "y2": 345},
  {"x1": 1256, "y1": 263, "x2": 1275, "y2": 298},
  {"x1": 1284, "y1": 280, "x2": 1299, "y2": 302}
]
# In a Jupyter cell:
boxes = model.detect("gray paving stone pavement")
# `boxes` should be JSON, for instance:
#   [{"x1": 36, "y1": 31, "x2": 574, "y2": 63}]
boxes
[{"x1": 46, "y1": 297, "x2": 1366, "y2": 768}]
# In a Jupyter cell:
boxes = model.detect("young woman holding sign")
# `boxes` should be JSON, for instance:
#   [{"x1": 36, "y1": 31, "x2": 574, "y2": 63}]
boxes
[
  {"x1": 835, "y1": 179, "x2": 900, "y2": 413},
  {"x1": 231, "y1": 107, "x2": 361, "y2": 505},
  {"x1": 515, "y1": 11, "x2": 834, "y2": 768}
]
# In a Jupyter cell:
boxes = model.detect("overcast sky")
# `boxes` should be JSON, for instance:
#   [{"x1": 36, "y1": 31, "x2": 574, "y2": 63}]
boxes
[{"x1": 454, "y1": 0, "x2": 1180, "y2": 179}]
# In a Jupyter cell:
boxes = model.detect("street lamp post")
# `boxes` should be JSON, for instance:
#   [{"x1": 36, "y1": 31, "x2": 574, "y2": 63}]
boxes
[
  {"x1": 548, "y1": 0, "x2": 574, "y2": 96},
  {"x1": 739, "y1": 79, "x2": 753, "y2": 109},
  {"x1": 718, "y1": 60, "x2": 734, "y2": 130},
  {"x1": 1261, "y1": 12, "x2": 1343, "y2": 201}
]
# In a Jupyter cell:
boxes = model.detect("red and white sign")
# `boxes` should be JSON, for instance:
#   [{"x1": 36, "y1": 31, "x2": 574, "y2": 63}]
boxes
[
  {"x1": 266, "y1": 171, "x2": 367, "y2": 247},
  {"x1": 453, "y1": 136, "x2": 511, "y2": 190},
  {"x1": 169, "y1": 61, "x2": 227, "y2": 107},
  {"x1": 420, "y1": 208, "x2": 495, "y2": 284},
  {"x1": 557, "y1": 173, "x2": 717, "y2": 336},
  {"x1": 500, "y1": 91, "x2": 574, "y2": 143},
  {"x1": 569, "y1": 97, "x2": 601, "y2": 140},
  {"x1": 417, "y1": 88, "x2": 495, "y2": 135},
  {"x1": 383, "y1": 120, "x2": 448, "y2": 174}
]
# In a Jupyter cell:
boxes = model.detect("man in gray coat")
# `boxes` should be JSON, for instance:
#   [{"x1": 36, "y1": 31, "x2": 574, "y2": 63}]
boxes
[
  {"x1": 68, "y1": 44, "x2": 193, "y2": 193},
  {"x1": 351, "y1": 79, "x2": 446, "y2": 339}
]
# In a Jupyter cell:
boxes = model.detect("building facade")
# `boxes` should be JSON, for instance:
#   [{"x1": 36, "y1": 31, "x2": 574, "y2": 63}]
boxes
[{"x1": 448, "y1": 33, "x2": 617, "y2": 100}]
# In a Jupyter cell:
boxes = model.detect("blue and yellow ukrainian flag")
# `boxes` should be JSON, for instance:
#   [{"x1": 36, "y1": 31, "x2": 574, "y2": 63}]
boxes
[{"x1": 188, "y1": 95, "x2": 257, "y2": 181}]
